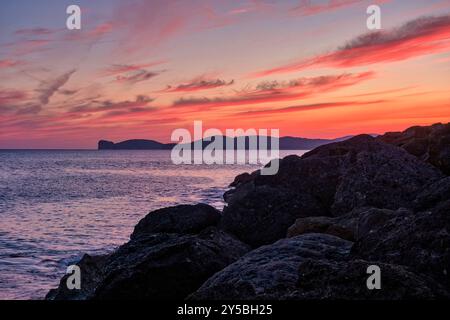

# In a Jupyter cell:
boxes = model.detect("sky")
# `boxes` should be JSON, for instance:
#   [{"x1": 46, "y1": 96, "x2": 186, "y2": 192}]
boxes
[{"x1": 0, "y1": 0, "x2": 450, "y2": 149}]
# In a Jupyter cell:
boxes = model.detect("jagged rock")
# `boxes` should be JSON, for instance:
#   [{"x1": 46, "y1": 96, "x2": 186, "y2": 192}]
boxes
[
  {"x1": 352, "y1": 200, "x2": 450, "y2": 287},
  {"x1": 379, "y1": 122, "x2": 450, "y2": 175},
  {"x1": 189, "y1": 234, "x2": 353, "y2": 300},
  {"x1": 221, "y1": 135, "x2": 442, "y2": 247},
  {"x1": 131, "y1": 204, "x2": 221, "y2": 239}
]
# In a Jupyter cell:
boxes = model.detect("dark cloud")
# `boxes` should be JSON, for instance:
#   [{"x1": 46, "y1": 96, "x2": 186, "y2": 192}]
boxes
[
  {"x1": 116, "y1": 70, "x2": 161, "y2": 84},
  {"x1": 14, "y1": 27, "x2": 54, "y2": 37},
  {"x1": 36, "y1": 69, "x2": 76, "y2": 105},
  {"x1": 69, "y1": 95, "x2": 155, "y2": 114},
  {"x1": 172, "y1": 72, "x2": 375, "y2": 109},
  {"x1": 164, "y1": 79, "x2": 234, "y2": 92}
]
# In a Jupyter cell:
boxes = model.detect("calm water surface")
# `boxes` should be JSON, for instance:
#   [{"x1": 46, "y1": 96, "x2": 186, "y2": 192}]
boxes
[{"x1": 0, "y1": 150, "x2": 306, "y2": 299}]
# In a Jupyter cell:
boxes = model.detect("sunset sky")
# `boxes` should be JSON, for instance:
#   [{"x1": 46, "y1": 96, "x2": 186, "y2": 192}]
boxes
[{"x1": 1, "y1": 0, "x2": 450, "y2": 149}]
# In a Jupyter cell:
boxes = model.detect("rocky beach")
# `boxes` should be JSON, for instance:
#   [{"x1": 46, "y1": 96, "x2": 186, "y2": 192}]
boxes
[{"x1": 46, "y1": 123, "x2": 450, "y2": 300}]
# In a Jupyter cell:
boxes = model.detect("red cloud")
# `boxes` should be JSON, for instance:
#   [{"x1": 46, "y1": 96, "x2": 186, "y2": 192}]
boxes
[
  {"x1": 291, "y1": 0, "x2": 391, "y2": 16},
  {"x1": 291, "y1": 0, "x2": 360, "y2": 16},
  {"x1": 162, "y1": 78, "x2": 234, "y2": 93},
  {"x1": 253, "y1": 15, "x2": 450, "y2": 77},
  {"x1": 100, "y1": 61, "x2": 167, "y2": 77},
  {"x1": 172, "y1": 71, "x2": 375, "y2": 110},
  {"x1": 0, "y1": 59, "x2": 20, "y2": 68},
  {"x1": 233, "y1": 100, "x2": 387, "y2": 117},
  {"x1": 0, "y1": 89, "x2": 28, "y2": 105}
]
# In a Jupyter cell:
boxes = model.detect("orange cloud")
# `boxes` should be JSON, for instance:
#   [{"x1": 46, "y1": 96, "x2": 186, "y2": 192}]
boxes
[
  {"x1": 253, "y1": 15, "x2": 450, "y2": 77},
  {"x1": 172, "y1": 71, "x2": 375, "y2": 110},
  {"x1": 161, "y1": 78, "x2": 234, "y2": 93},
  {"x1": 232, "y1": 100, "x2": 387, "y2": 117}
]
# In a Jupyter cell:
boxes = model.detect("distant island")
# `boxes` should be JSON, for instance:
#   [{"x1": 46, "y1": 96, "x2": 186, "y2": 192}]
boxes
[{"x1": 98, "y1": 135, "x2": 355, "y2": 150}]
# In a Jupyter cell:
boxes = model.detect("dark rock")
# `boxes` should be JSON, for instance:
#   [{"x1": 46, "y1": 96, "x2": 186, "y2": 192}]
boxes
[
  {"x1": 189, "y1": 234, "x2": 352, "y2": 300},
  {"x1": 46, "y1": 254, "x2": 109, "y2": 300},
  {"x1": 379, "y1": 122, "x2": 450, "y2": 175},
  {"x1": 98, "y1": 139, "x2": 175, "y2": 150},
  {"x1": 131, "y1": 204, "x2": 221, "y2": 240},
  {"x1": 352, "y1": 200, "x2": 450, "y2": 287},
  {"x1": 292, "y1": 259, "x2": 448, "y2": 299},
  {"x1": 190, "y1": 234, "x2": 448, "y2": 300},
  {"x1": 355, "y1": 207, "x2": 408, "y2": 240},
  {"x1": 98, "y1": 140, "x2": 115, "y2": 150},
  {"x1": 221, "y1": 135, "x2": 442, "y2": 247},
  {"x1": 287, "y1": 214, "x2": 357, "y2": 241},
  {"x1": 414, "y1": 176, "x2": 450, "y2": 211},
  {"x1": 93, "y1": 227, "x2": 249, "y2": 299},
  {"x1": 47, "y1": 227, "x2": 249, "y2": 300}
]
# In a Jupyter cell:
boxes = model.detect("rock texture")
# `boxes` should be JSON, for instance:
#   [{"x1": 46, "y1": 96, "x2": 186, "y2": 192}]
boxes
[
  {"x1": 131, "y1": 203, "x2": 221, "y2": 239},
  {"x1": 189, "y1": 234, "x2": 353, "y2": 300},
  {"x1": 379, "y1": 122, "x2": 450, "y2": 175},
  {"x1": 287, "y1": 214, "x2": 357, "y2": 241},
  {"x1": 190, "y1": 234, "x2": 448, "y2": 300},
  {"x1": 352, "y1": 200, "x2": 450, "y2": 287},
  {"x1": 220, "y1": 134, "x2": 442, "y2": 247},
  {"x1": 48, "y1": 123, "x2": 450, "y2": 300}
]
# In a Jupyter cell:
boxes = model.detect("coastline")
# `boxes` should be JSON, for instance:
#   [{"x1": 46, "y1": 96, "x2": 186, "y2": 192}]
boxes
[{"x1": 47, "y1": 123, "x2": 450, "y2": 300}]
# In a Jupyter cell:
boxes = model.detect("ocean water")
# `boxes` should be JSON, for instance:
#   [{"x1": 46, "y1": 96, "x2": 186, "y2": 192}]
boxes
[{"x1": 0, "y1": 149, "x2": 306, "y2": 300}]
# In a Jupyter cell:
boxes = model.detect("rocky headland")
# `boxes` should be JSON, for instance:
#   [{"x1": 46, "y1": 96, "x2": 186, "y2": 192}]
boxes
[{"x1": 47, "y1": 123, "x2": 450, "y2": 300}]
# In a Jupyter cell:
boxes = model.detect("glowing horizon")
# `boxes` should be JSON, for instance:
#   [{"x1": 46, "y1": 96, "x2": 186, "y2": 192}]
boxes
[{"x1": 1, "y1": 0, "x2": 450, "y2": 149}]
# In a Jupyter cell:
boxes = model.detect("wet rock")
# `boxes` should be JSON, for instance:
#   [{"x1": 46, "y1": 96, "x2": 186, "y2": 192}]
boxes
[{"x1": 131, "y1": 204, "x2": 221, "y2": 239}]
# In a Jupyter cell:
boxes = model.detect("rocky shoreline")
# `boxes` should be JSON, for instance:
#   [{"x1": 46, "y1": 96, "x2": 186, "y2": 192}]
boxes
[{"x1": 46, "y1": 123, "x2": 450, "y2": 300}]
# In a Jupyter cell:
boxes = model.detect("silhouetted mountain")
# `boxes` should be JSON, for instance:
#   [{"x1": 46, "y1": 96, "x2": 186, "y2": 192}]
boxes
[
  {"x1": 98, "y1": 136, "x2": 353, "y2": 150},
  {"x1": 98, "y1": 139, "x2": 175, "y2": 150}
]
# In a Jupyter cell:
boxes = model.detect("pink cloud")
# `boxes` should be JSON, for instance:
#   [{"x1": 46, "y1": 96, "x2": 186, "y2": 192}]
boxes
[
  {"x1": 252, "y1": 14, "x2": 450, "y2": 77},
  {"x1": 172, "y1": 71, "x2": 375, "y2": 110}
]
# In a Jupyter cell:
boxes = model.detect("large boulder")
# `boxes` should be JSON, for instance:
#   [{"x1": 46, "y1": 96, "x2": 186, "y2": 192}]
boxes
[
  {"x1": 93, "y1": 227, "x2": 249, "y2": 299},
  {"x1": 189, "y1": 234, "x2": 352, "y2": 300},
  {"x1": 379, "y1": 122, "x2": 450, "y2": 175},
  {"x1": 131, "y1": 204, "x2": 221, "y2": 239},
  {"x1": 221, "y1": 135, "x2": 442, "y2": 247},
  {"x1": 47, "y1": 204, "x2": 250, "y2": 300},
  {"x1": 352, "y1": 200, "x2": 450, "y2": 287},
  {"x1": 291, "y1": 259, "x2": 448, "y2": 299},
  {"x1": 190, "y1": 234, "x2": 448, "y2": 300}
]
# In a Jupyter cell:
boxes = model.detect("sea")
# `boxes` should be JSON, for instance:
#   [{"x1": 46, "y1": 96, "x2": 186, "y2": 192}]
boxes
[{"x1": 0, "y1": 149, "x2": 307, "y2": 299}]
